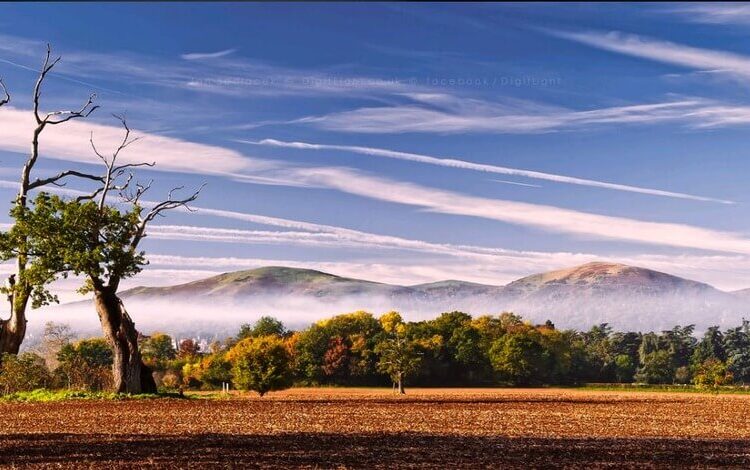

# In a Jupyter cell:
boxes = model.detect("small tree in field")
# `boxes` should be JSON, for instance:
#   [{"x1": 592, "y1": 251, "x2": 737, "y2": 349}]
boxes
[
  {"x1": 375, "y1": 312, "x2": 421, "y2": 394},
  {"x1": 227, "y1": 336, "x2": 293, "y2": 397},
  {"x1": 693, "y1": 358, "x2": 733, "y2": 389}
]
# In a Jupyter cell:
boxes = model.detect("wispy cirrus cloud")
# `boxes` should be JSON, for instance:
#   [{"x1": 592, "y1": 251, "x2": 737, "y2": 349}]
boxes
[
  {"x1": 243, "y1": 138, "x2": 733, "y2": 204},
  {"x1": 296, "y1": 91, "x2": 750, "y2": 134},
  {"x1": 549, "y1": 29, "x2": 750, "y2": 79},
  {"x1": 665, "y1": 4, "x2": 750, "y2": 25},
  {"x1": 0, "y1": 33, "x2": 417, "y2": 100},
  {"x1": 0, "y1": 106, "x2": 293, "y2": 182},
  {"x1": 288, "y1": 166, "x2": 750, "y2": 256},
  {"x1": 181, "y1": 49, "x2": 237, "y2": 61}
]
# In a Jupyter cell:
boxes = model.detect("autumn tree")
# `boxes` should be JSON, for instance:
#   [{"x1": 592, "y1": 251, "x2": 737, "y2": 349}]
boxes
[
  {"x1": 692, "y1": 358, "x2": 732, "y2": 389},
  {"x1": 140, "y1": 333, "x2": 176, "y2": 370},
  {"x1": 237, "y1": 316, "x2": 287, "y2": 340},
  {"x1": 0, "y1": 47, "x2": 100, "y2": 358},
  {"x1": 0, "y1": 352, "x2": 51, "y2": 394},
  {"x1": 375, "y1": 312, "x2": 421, "y2": 394},
  {"x1": 177, "y1": 338, "x2": 201, "y2": 360},
  {"x1": 227, "y1": 335, "x2": 293, "y2": 396},
  {"x1": 322, "y1": 336, "x2": 350, "y2": 380},
  {"x1": 12, "y1": 116, "x2": 203, "y2": 394}
]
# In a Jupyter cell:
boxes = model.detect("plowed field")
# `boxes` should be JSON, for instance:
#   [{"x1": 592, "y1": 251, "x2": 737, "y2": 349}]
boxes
[{"x1": 1, "y1": 388, "x2": 749, "y2": 468}]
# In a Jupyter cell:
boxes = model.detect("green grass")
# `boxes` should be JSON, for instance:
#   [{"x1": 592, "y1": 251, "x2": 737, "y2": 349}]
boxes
[{"x1": 0, "y1": 389, "x2": 186, "y2": 402}]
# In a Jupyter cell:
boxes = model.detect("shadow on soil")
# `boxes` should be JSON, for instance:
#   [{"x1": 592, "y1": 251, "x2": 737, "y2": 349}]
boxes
[{"x1": 2, "y1": 432, "x2": 750, "y2": 467}]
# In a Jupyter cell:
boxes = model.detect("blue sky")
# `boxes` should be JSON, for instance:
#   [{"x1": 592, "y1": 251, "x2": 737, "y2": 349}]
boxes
[{"x1": 3, "y1": 3, "x2": 750, "y2": 296}]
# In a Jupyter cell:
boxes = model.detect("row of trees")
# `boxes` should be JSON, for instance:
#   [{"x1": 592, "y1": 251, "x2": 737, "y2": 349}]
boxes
[
  {"x1": 0, "y1": 46, "x2": 202, "y2": 393},
  {"x1": 5, "y1": 312, "x2": 750, "y2": 396}
]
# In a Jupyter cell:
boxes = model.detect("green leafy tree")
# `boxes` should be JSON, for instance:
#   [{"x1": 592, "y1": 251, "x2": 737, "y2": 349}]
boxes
[
  {"x1": 660, "y1": 325, "x2": 696, "y2": 370},
  {"x1": 227, "y1": 336, "x2": 293, "y2": 396},
  {"x1": 693, "y1": 358, "x2": 732, "y2": 389},
  {"x1": 724, "y1": 321, "x2": 750, "y2": 384},
  {"x1": 692, "y1": 326, "x2": 726, "y2": 369},
  {"x1": 635, "y1": 350, "x2": 675, "y2": 384},
  {"x1": 489, "y1": 330, "x2": 546, "y2": 385},
  {"x1": 140, "y1": 333, "x2": 176, "y2": 370},
  {"x1": 238, "y1": 316, "x2": 287, "y2": 340},
  {"x1": 375, "y1": 312, "x2": 422, "y2": 394},
  {"x1": 375, "y1": 333, "x2": 422, "y2": 394},
  {"x1": 614, "y1": 354, "x2": 637, "y2": 383},
  {"x1": 11, "y1": 116, "x2": 203, "y2": 394},
  {"x1": 56, "y1": 338, "x2": 114, "y2": 391}
]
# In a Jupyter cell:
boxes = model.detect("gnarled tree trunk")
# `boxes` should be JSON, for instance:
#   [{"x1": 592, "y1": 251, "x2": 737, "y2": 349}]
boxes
[
  {"x1": 93, "y1": 287, "x2": 156, "y2": 394},
  {"x1": 0, "y1": 288, "x2": 30, "y2": 358}
]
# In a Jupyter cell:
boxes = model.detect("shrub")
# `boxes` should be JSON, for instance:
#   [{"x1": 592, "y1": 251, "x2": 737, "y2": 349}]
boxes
[
  {"x1": 693, "y1": 358, "x2": 733, "y2": 389},
  {"x1": 55, "y1": 338, "x2": 113, "y2": 391},
  {"x1": 227, "y1": 336, "x2": 293, "y2": 396},
  {"x1": 0, "y1": 353, "x2": 52, "y2": 394}
]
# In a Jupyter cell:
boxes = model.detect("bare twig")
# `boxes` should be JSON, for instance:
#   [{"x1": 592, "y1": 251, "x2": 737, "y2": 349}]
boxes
[
  {"x1": 21, "y1": 44, "x2": 100, "y2": 206},
  {"x1": 130, "y1": 184, "x2": 206, "y2": 249},
  {"x1": 0, "y1": 78, "x2": 9, "y2": 108}
]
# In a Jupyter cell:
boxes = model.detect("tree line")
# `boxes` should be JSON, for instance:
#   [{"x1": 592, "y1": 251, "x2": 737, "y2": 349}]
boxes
[{"x1": 2, "y1": 312, "x2": 748, "y2": 396}]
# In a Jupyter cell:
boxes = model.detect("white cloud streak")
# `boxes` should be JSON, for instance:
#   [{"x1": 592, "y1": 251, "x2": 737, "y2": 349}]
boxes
[
  {"x1": 0, "y1": 107, "x2": 275, "y2": 176},
  {"x1": 665, "y1": 4, "x2": 750, "y2": 25},
  {"x1": 289, "y1": 166, "x2": 750, "y2": 256},
  {"x1": 298, "y1": 91, "x2": 750, "y2": 134},
  {"x1": 244, "y1": 138, "x2": 733, "y2": 204},
  {"x1": 550, "y1": 29, "x2": 750, "y2": 79},
  {"x1": 181, "y1": 49, "x2": 237, "y2": 61}
]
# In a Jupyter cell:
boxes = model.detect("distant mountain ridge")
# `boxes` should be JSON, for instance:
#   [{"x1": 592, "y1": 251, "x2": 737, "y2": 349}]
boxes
[
  {"x1": 107, "y1": 262, "x2": 748, "y2": 331},
  {"x1": 121, "y1": 262, "x2": 721, "y2": 299}
]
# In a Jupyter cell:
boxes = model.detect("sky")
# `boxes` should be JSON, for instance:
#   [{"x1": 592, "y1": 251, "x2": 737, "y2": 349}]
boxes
[{"x1": 3, "y1": 3, "x2": 750, "y2": 302}]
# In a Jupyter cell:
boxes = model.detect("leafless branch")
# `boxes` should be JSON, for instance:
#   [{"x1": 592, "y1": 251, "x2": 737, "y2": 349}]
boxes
[
  {"x1": 43, "y1": 93, "x2": 98, "y2": 125},
  {"x1": 89, "y1": 115, "x2": 150, "y2": 210},
  {"x1": 0, "y1": 78, "x2": 9, "y2": 108},
  {"x1": 130, "y1": 184, "x2": 206, "y2": 249},
  {"x1": 120, "y1": 179, "x2": 153, "y2": 206},
  {"x1": 20, "y1": 44, "x2": 100, "y2": 205},
  {"x1": 28, "y1": 170, "x2": 104, "y2": 191}
]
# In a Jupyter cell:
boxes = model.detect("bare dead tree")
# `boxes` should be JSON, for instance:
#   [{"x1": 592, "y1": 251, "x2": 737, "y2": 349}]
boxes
[{"x1": 0, "y1": 45, "x2": 102, "y2": 356}]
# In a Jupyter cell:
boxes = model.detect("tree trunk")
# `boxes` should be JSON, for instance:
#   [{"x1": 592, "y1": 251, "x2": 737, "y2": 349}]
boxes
[
  {"x1": 0, "y1": 290, "x2": 30, "y2": 358},
  {"x1": 398, "y1": 372, "x2": 405, "y2": 394},
  {"x1": 93, "y1": 287, "x2": 156, "y2": 394}
]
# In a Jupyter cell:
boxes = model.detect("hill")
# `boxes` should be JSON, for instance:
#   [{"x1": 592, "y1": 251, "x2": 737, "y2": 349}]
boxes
[{"x1": 53, "y1": 262, "x2": 750, "y2": 333}]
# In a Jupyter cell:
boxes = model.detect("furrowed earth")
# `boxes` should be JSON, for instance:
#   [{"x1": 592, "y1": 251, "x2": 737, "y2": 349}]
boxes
[{"x1": 1, "y1": 388, "x2": 750, "y2": 468}]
